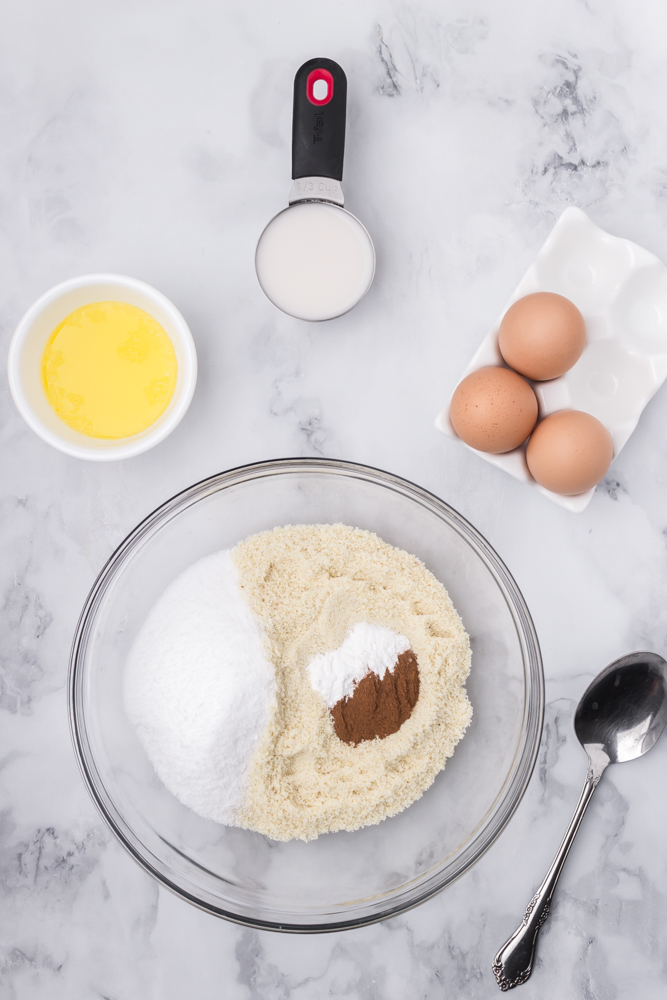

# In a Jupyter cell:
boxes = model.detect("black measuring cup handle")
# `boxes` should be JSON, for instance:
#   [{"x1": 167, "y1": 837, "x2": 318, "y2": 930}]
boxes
[{"x1": 292, "y1": 58, "x2": 347, "y2": 181}]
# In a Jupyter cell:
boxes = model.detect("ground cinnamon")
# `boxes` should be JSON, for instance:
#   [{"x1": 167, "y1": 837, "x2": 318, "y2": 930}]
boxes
[{"x1": 331, "y1": 649, "x2": 420, "y2": 746}]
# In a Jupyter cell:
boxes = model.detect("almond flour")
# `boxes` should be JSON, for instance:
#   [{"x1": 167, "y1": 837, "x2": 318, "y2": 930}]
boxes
[{"x1": 233, "y1": 523, "x2": 472, "y2": 842}]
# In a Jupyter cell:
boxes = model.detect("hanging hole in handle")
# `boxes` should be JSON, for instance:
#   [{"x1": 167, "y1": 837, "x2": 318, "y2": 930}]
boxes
[
  {"x1": 313, "y1": 79, "x2": 328, "y2": 101},
  {"x1": 307, "y1": 68, "x2": 334, "y2": 105}
]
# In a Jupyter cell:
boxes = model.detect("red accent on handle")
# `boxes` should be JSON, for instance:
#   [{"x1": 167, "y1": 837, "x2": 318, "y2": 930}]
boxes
[{"x1": 306, "y1": 68, "x2": 334, "y2": 106}]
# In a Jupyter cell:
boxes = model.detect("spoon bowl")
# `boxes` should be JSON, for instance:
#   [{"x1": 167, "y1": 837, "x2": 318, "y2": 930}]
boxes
[{"x1": 575, "y1": 651, "x2": 667, "y2": 763}]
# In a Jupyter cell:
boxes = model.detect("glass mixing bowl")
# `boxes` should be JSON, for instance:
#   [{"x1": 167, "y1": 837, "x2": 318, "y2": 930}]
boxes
[{"x1": 69, "y1": 459, "x2": 543, "y2": 931}]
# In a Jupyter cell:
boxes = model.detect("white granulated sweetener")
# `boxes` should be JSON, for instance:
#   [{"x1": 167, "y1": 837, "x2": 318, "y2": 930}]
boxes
[
  {"x1": 308, "y1": 622, "x2": 410, "y2": 708},
  {"x1": 124, "y1": 550, "x2": 276, "y2": 824}
]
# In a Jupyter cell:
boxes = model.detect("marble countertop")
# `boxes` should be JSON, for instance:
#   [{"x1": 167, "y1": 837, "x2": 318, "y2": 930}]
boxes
[{"x1": 3, "y1": 1, "x2": 667, "y2": 997}]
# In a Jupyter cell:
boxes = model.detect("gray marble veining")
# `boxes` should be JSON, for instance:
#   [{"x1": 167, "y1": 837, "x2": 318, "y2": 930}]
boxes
[{"x1": 2, "y1": 0, "x2": 667, "y2": 996}]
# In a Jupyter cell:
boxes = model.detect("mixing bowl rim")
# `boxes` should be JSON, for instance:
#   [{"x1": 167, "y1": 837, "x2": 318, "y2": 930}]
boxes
[{"x1": 68, "y1": 457, "x2": 544, "y2": 932}]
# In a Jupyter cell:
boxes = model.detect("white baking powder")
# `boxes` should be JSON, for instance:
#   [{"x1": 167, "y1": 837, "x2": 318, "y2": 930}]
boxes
[
  {"x1": 307, "y1": 622, "x2": 410, "y2": 708},
  {"x1": 124, "y1": 550, "x2": 276, "y2": 823}
]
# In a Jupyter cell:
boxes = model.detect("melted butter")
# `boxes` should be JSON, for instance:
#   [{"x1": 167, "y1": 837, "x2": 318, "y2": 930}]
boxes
[{"x1": 41, "y1": 301, "x2": 178, "y2": 439}]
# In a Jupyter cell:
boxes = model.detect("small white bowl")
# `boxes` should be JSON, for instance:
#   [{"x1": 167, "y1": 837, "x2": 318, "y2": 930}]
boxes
[{"x1": 8, "y1": 273, "x2": 198, "y2": 461}]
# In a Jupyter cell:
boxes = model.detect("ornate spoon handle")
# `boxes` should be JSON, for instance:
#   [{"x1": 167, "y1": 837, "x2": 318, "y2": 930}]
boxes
[{"x1": 492, "y1": 750, "x2": 609, "y2": 990}]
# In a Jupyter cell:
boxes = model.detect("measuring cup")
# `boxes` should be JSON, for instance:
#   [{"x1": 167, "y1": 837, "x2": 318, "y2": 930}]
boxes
[{"x1": 255, "y1": 58, "x2": 376, "y2": 322}]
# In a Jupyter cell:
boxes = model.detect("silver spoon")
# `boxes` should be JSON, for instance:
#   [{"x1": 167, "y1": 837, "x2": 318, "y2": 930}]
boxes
[{"x1": 493, "y1": 651, "x2": 667, "y2": 991}]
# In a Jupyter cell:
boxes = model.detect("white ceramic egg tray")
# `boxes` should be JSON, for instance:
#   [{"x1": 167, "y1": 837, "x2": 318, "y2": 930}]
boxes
[{"x1": 435, "y1": 206, "x2": 667, "y2": 512}]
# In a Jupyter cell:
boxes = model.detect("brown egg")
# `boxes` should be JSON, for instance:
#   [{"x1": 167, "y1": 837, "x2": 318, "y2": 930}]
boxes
[
  {"x1": 450, "y1": 366, "x2": 538, "y2": 454},
  {"x1": 498, "y1": 292, "x2": 586, "y2": 380},
  {"x1": 526, "y1": 410, "x2": 613, "y2": 495}
]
